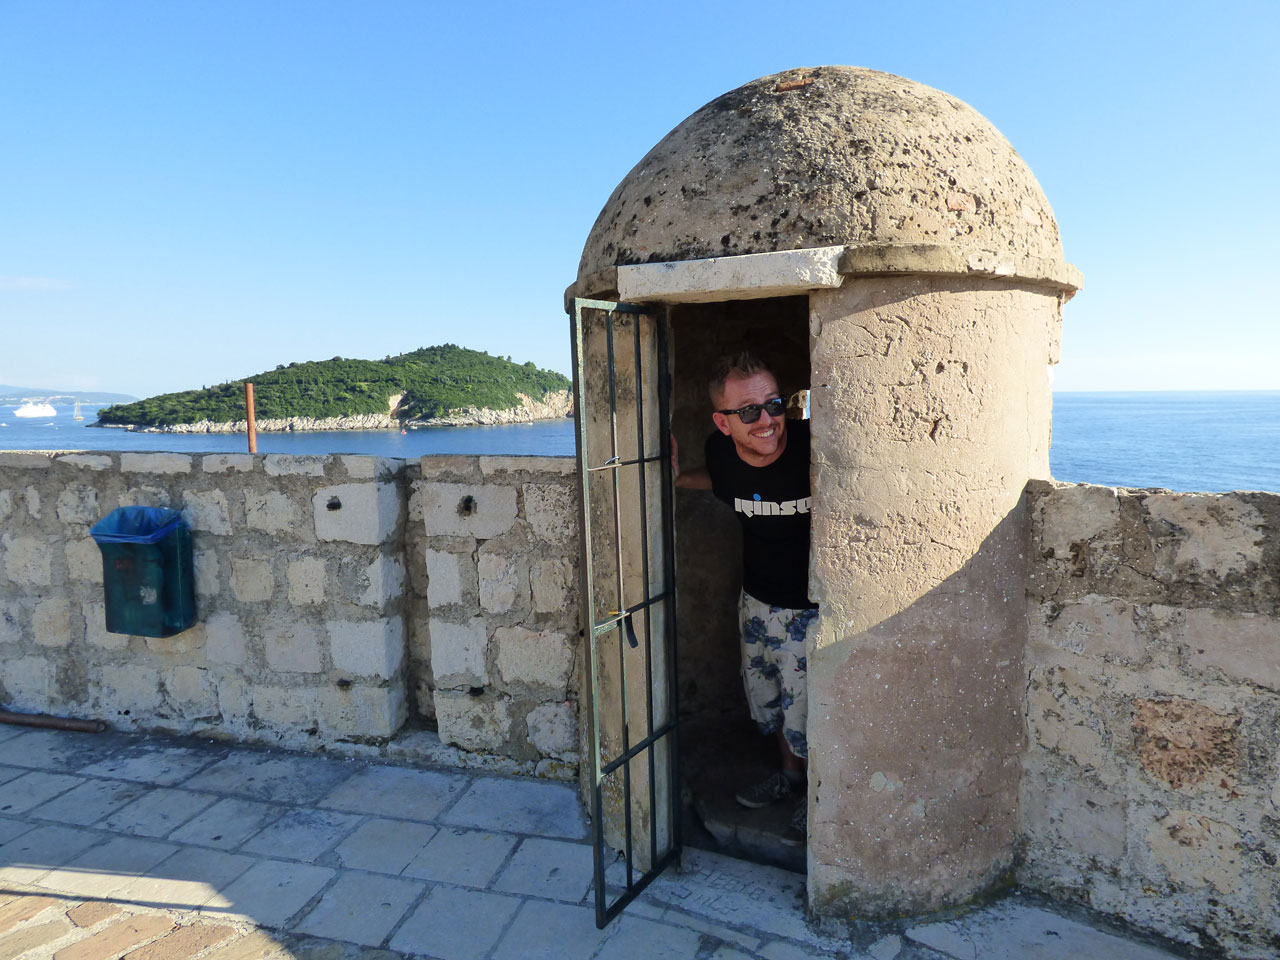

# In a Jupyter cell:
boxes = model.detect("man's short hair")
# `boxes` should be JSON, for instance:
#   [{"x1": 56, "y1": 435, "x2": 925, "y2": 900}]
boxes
[{"x1": 708, "y1": 352, "x2": 775, "y2": 406}]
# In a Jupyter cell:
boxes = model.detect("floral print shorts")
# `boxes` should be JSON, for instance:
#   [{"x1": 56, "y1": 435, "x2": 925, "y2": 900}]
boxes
[{"x1": 739, "y1": 591, "x2": 817, "y2": 759}]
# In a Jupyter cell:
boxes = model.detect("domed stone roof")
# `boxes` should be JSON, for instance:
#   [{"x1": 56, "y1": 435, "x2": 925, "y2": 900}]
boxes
[{"x1": 577, "y1": 66, "x2": 1064, "y2": 287}]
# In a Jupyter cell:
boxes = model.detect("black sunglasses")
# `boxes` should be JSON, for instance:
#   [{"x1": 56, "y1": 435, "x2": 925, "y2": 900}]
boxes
[{"x1": 717, "y1": 396, "x2": 786, "y2": 424}]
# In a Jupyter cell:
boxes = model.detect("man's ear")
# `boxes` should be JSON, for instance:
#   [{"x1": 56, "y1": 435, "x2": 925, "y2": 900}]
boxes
[{"x1": 711, "y1": 412, "x2": 732, "y2": 436}]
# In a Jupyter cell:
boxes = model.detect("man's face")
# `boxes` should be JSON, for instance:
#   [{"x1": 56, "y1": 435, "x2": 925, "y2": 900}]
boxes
[{"x1": 711, "y1": 371, "x2": 787, "y2": 466}]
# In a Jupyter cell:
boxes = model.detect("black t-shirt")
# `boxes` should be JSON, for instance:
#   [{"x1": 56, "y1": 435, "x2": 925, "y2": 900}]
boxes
[{"x1": 705, "y1": 419, "x2": 815, "y2": 610}]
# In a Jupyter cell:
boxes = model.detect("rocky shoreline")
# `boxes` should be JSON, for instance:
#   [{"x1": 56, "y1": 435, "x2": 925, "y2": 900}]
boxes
[{"x1": 91, "y1": 390, "x2": 573, "y2": 434}]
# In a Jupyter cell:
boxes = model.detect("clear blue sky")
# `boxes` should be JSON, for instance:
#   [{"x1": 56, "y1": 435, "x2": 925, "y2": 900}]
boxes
[{"x1": 2, "y1": 1, "x2": 1276, "y2": 397}]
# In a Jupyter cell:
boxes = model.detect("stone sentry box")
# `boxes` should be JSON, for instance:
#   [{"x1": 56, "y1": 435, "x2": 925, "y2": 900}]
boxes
[{"x1": 566, "y1": 67, "x2": 1081, "y2": 917}]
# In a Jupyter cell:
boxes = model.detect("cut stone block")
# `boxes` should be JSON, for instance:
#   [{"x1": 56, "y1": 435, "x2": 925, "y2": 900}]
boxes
[{"x1": 313, "y1": 482, "x2": 399, "y2": 545}]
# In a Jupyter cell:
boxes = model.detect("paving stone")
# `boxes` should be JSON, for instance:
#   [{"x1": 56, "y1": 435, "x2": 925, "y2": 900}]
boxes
[
  {"x1": 490, "y1": 900, "x2": 607, "y2": 960},
  {"x1": 642, "y1": 848, "x2": 817, "y2": 946},
  {"x1": 599, "y1": 914, "x2": 706, "y2": 958},
  {"x1": 318, "y1": 765, "x2": 468, "y2": 820},
  {"x1": 100, "y1": 787, "x2": 217, "y2": 837},
  {"x1": 34, "y1": 776, "x2": 150, "y2": 825},
  {"x1": 293, "y1": 872, "x2": 423, "y2": 946},
  {"x1": 0, "y1": 893, "x2": 60, "y2": 933},
  {"x1": 202, "y1": 930, "x2": 293, "y2": 960},
  {"x1": 0, "y1": 725, "x2": 25, "y2": 743},
  {"x1": 0, "y1": 824, "x2": 102, "y2": 885},
  {"x1": 169, "y1": 797, "x2": 282, "y2": 849},
  {"x1": 651, "y1": 906, "x2": 764, "y2": 952},
  {"x1": 79, "y1": 744, "x2": 224, "y2": 785},
  {"x1": 111, "y1": 846, "x2": 257, "y2": 909},
  {"x1": 0, "y1": 770, "x2": 84, "y2": 814},
  {"x1": 53, "y1": 914, "x2": 175, "y2": 960},
  {"x1": 332, "y1": 818, "x2": 437, "y2": 875},
  {"x1": 184, "y1": 753, "x2": 356, "y2": 804},
  {"x1": 0, "y1": 815, "x2": 33, "y2": 844},
  {"x1": 67, "y1": 900, "x2": 123, "y2": 927},
  {"x1": 0, "y1": 729, "x2": 124, "y2": 772},
  {"x1": 492, "y1": 837, "x2": 593, "y2": 902},
  {"x1": 208, "y1": 859, "x2": 335, "y2": 928},
  {"x1": 905, "y1": 902, "x2": 1183, "y2": 960},
  {"x1": 122, "y1": 920, "x2": 238, "y2": 959},
  {"x1": 710, "y1": 947, "x2": 760, "y2": 960},
  {"x1": 389, "y1": 886, "x2": 522, "y2": 960},
  {"x1": 39, "y1": 836, "x2": 179, "y2": 897},
  {"x1": 401, "y1": 826, "x2": 518, "y2": 887},
  {"x1": 241, "y1": 808, "x2": 363, "y2": 862},
  {"x1": 0, "y1": 764, "x2": 26, "y2": 786},
  {"x1": 0, "y1": 917, "x2": 74, "y2": 957},
  {"x1": 441, "y1": 776, "x2": 588, "y2": 839},
  {"x1": 759, "y1": 940, "x2": 860, "y2": 959}
]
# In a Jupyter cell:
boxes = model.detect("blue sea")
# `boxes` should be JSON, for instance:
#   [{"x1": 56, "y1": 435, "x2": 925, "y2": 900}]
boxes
[{"x1": 2, "y1": 392, "x2": 1277, "y2": 493}]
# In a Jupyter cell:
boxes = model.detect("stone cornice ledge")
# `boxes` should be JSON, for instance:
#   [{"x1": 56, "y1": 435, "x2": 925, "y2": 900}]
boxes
[
  {"x1": 839, "y1": 243, "x2": 1082, "y2": 295},
  {"x1": 565, "y1": 243, "x2": 1081, "y2": 310}
]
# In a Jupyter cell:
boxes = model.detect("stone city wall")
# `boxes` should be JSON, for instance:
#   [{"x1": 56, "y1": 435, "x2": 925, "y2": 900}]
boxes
[
  {"x1": 1022, "y1": 481, "x2": 1280, "y2": 957},
  {"x1": 0, "y1": 451, "x2": 581, "y2": 777},
  {"x1": 405, "y1": 455, "x2": 581, "y2": 778}
]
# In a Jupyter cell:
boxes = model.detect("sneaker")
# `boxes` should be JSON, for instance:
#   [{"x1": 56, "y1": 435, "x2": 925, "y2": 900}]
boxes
[
  {"x1": 735, "y1": 771, "x2": 793, "y2": 809},
  {"x1": 780, "y1": 800, "x2": 807, "y2": 847}
]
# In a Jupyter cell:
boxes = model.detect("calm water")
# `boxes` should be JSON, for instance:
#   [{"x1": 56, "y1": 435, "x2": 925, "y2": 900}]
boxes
[{"x1": 3, "y1": 393, "x2": 1277, "y2": 492}]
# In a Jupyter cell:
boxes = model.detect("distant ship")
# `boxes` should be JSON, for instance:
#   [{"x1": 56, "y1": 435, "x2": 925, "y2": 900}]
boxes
[
  {"x1": 74, "y1": 399, "x2": 84, "y2": 421},
  {"x1": 14, "y1": 401, "x2": 57, "y2": 418}
]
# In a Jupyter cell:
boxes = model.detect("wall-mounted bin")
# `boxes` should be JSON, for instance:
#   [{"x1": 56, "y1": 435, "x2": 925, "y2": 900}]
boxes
[{"x1": 90, "y1": 507, "x2": 196, "y2": 638}]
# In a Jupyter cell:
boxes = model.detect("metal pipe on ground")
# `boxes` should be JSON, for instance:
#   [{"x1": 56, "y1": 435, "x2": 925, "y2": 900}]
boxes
[{"x1": 0, "y1": 709, "x2": 107, "y2": 734}]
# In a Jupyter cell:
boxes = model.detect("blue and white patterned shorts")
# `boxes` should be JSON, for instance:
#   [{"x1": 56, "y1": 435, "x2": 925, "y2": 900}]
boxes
[{"x1": 739, "y1": 591, "x2": 817, "y2": 759}]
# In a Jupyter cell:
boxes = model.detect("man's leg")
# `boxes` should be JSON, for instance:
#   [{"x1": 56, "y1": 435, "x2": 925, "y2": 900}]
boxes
[{"x1": 736, "y1": 594, "x2": 806, "y2": 808}]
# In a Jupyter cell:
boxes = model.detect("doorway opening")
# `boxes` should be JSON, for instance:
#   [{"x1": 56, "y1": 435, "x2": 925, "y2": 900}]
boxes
[{"x1": 668, "y1": 295, "x2": 812, "y2": 871}]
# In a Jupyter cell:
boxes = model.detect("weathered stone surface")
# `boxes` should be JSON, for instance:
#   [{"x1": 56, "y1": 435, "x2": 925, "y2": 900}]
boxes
[
  {"x1": 182, "y1": 489, "x2": 231, "y2": 535},
  {"x1": 328, "y1": 619, "x2": 404, "y2": 680},
  {"x1": 526, "y1": 701, "x2": 577, "y2": 760},
  {"x1": 118, "y1": 485, "x2": 171, "y2": 508},
  {"x1": 165, "y1": 665, "x2": 217, "y2": 712},
  {"x1": 495, "y1": 626, "x2": 572, "y2": 695},
  {"x1": 250, "y1": 684, "x2": 320, "y2": 727},
  {"x1": 65, "y1": 537, "x2": 102, "y2": 583},
  {"x1": 530, "y1": 558, "x2": 573, "y2": 614},
  {"x1": 479, "y1": 552, "x2": 526, "y2": 614},
  {"x1": 431, "y1": 618, "x2": 489, "y2": 688},
  {"x1": 1132, "y1": 696, "x2": 1240, "y2": 792},
  {"x1": 230, "y1": 558, "x2": 274, "y2": 602},
  {"x1": 263, "y1": 620, "x2": 323, "y2": 674},
  {"x1": 435, "y1": 691, "x2": 511, "y2": 752},
  {"x1": 1030, "y1": 598, "x2": 1144, "y2": 661},
  {"x1": 313, "y1": 482, "x2": 399, "y2": 545},
  {"x1": 1146, "y1": 810, "x2": 1242, "y2": 895},
  {"x1": 418, "y1": 482, "x2": 517, "y2": 539},
  {"x1": 55, "y1": 483, "x2": 99, "y2": 525},
  {"x1": 1036, "y1": 484, "x2": 1121, "y2": 559},
  {"x1": 522, "y1": 483, "x2": 576, "y2": 544},
  {"x1": 83, "y1": 600, "x2": 125, "y2": 650},
  {"x1": 1146, "y1": 494, "x2": 1265, "y2": 577},
  {"x1": 23, "y1": 486, "x2": 41, "y2": 519},
  {"x1": 358, "y1": 555, "x2": 404, "y2": 607},
  {"x1": 1, "y1": 656, "x2": 51, "y2": 710},
  {"x1": 425, "y1": 549, "x2": 464, "y2": 607},
  {"x1": 577, "y1": 67, "x2": 1065, "y2": 287},
  {"x1": 319, "y1": 684, "x2": 404, "y2": 738},
  {"x1": 57, "y1": 453, "x2": 112, "y2": 470},
  {"x1": 95, "y1": 664, "x2": 163, "y2": 714},
  {"x1": 287, "y1": 557, "x2": 328, "y2": 606},
  {"x1": 202, "y1": 453, "x2": 255, "y2": 473},
  {"x1": 0, "y1": 600, "x2": 23, "y2": 645},
  {"x1": 203, "y1": 612, "x2": 248, "y2": 665},
  {"x1": 263, "y1": 454, "x2": 328, "y2": 477},
  {"x1": 33, "y1": 598, "x2": 75, "y2": 647},
  {"x1": 121, "y1": 452, "x2": 192, "y2": 474},
  {"x1": 244, "y1": 491, "x2": 299, "y2": 534},
  {"x1": 3, "y1": 536, "x2": 52, "y2": 586},
  {"x1": 194, "y1": 549, "x2": 220, "y2": 596},
  {"x1": 0, "y1": 489, "x2": 10, "y2": 521},
  {"x1": 1177, "y1": 608, "x2": 1280, "y2": 691},
  {"x1": 0, "y1": 452, "x2": 52, "y2": 468}
]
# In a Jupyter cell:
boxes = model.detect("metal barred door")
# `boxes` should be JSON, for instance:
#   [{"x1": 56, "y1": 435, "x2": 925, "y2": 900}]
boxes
[{"x1": 571, "y1": 298, "x2": 681, "y2": 928}]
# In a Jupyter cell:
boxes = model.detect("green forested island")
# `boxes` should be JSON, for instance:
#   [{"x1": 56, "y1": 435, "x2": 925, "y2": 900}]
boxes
[{"x1": 96, "y1": 345, "x2": 571, "y2": 428}]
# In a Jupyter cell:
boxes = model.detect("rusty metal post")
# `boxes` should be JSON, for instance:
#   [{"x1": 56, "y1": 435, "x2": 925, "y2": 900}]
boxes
[{"x1": 245, "y1": 382, "x2": 258, "y2": 453}]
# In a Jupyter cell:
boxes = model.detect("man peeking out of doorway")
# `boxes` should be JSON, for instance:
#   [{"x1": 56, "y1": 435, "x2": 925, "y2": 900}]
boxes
[{"x1": 674, "y1": 351, "x2": 817, "y2": 846}]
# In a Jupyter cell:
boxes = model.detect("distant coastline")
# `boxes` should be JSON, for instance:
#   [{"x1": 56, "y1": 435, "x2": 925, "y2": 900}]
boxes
[{"x1": 89, "y1": 390, "x2": 574, "y2": 434}]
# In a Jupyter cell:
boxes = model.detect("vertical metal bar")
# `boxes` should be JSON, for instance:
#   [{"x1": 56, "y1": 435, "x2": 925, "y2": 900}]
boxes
[
  {"x1": 571, "y1": 302, "x2": 607, "y2": 927},
  {"x1": 604, "y1": 314, "x2": 634, "y2": 886},
  {"x1": 656, "y1": 308, "x2": 683, "y2": 860}
]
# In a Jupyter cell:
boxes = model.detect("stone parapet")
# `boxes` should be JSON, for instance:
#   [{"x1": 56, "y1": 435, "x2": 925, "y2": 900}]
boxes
[{"x1": 1021, "y1": 481, "x2": 1280, "y2": 957}]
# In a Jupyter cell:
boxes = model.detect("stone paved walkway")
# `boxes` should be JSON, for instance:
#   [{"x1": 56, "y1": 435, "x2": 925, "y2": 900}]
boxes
[{"x1": 0, "y1": 726, "x2": 1190, "y2": 959}]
